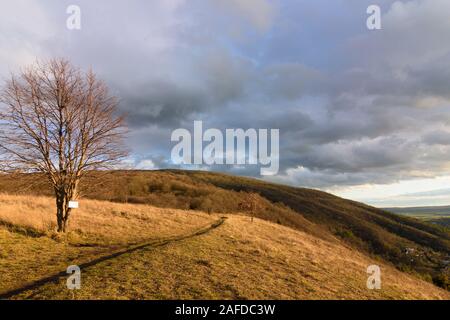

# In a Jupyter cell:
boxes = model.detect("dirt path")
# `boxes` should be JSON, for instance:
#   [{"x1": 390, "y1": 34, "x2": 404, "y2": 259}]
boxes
[{"x1": 0, "y1": 217, "x2": 226, "y2": 299}]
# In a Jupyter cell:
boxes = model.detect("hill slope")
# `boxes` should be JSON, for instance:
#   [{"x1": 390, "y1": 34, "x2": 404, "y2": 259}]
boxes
[
  {"x1": 0, "y1": 170, "x2": 449, "y2": 289},
  {"x1": 0, "y1": 194, "x2": 448, "y2": 300}
]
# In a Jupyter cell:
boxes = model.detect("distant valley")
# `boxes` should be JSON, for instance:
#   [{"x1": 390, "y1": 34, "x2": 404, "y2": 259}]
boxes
[{"x1": 385, "y1": 206, "x2": 450, "y2": 229}]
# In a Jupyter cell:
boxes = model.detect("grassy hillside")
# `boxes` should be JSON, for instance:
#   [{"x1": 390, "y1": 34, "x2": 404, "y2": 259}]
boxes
[
  {"x1": 0, "y1": 194, "x2": 448, "y2": 300},
  {"x1": 0, "y1": 170, "x2": 449, "y2": 290},
  {"x1": 0, "y1": 194, "x2": 217, "y2": 294}
]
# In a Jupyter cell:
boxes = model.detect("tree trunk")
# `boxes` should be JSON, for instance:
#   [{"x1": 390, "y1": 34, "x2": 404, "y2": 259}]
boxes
[
  {"x1": 56, "y1": 211, "x2": 69, "y2": 232},
  {"x1": 55, "y1": 187, "x2": 74, "y2": 233}
]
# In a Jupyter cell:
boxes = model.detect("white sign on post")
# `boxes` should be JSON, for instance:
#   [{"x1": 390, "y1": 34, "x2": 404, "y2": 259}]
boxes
[{"x1": 68, "y1": 201, "x2": 79, "y2": 209}]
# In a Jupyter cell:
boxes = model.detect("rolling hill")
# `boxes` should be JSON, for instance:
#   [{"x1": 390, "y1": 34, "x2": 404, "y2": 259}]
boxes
[
  {"x1": 0, "y1": 169, "x2": 449, "y2": 292},
  {"x1": 0, "y1": 194, "x2": 448, "y2": 299}
]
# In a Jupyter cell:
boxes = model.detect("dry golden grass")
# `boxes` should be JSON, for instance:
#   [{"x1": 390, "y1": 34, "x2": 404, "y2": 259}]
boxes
[
  {"x1": 0, "y1": 193, "x2": 215, "y2": 244},
  {"x1": 69, "y1": 215, "x2": 442, "y2": 300},
  {"x1": 0, "y1": 193, "x2": 448, "y2": 299},
  {"x1": 0, "y1": 193, "x2": 217, "y2": 293}
]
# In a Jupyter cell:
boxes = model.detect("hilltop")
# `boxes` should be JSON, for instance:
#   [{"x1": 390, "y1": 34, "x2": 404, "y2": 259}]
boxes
[{"x1": 0, "y1": 169, "x2": 449, "y2": 290}]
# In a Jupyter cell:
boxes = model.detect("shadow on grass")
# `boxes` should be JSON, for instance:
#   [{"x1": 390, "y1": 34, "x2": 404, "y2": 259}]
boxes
[
  {"x1": 0, "y1": 220, "x2": 46, "y2": 238},
  {"x1": 0, "y1": 217, "x2": 227, "y2": 299}
]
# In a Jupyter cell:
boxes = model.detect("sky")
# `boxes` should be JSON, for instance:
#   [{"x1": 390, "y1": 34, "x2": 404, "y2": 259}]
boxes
[{"x1": 1, "y1": 0, "x2": 450, "y2": 207}]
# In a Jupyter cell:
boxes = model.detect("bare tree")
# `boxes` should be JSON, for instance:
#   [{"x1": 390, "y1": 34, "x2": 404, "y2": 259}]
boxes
[{"x1": 0, "y1": 58, "x2": 128, "y2": 232}]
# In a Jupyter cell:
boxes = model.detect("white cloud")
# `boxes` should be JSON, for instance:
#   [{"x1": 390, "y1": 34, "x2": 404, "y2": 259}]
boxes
[
  {"x1": 213, "y1": 0, "x2": 276, "y2": 32},
  {"x1": 0, "y1": 0, "x2": 57, "y2": 74},
  {"x1": 136, "y1": 159, "x2": 156, "y2": 170}
]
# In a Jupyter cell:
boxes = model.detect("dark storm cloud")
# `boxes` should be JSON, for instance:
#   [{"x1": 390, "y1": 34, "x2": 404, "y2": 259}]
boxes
[
  {"x1": 110, "y1": 46, "x2": 255, "y2": 128},
  {"x1": 120, "y1": 80, "x2": 210, "y2": 128}
]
